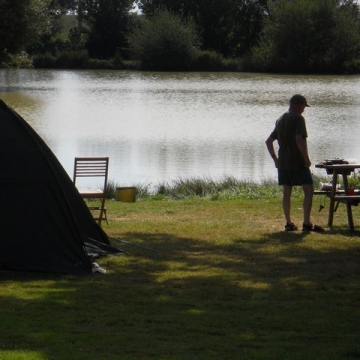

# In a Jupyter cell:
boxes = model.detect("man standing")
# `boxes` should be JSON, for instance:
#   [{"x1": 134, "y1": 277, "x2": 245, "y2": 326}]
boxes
[{"x1": 265, "y1": 94, "x2": 324, "y2": 232}]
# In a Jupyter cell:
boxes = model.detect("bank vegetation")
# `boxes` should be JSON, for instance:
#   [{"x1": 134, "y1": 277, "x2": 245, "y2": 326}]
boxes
[
  {"x1": 1, "y1": 0, "x2": 360, "y2": 74},
  {"x1": 103, "y1": 173, "x2": 349, "y2": 201}
]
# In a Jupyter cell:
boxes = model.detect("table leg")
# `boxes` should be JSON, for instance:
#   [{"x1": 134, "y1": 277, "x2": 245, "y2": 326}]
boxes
[
  {"x1": 346, "y1": 202, "x2": 355, "y2": 232},
  {"x1": 328, "y1": 171, "x2": 337, "y2": 227},
  {"x1": 342, "y1": 173, "x2": 355, "y2": 232}
]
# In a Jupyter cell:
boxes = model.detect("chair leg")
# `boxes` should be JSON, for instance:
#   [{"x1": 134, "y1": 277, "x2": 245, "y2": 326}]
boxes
[
  {"x1": 98, "y1": 199, "x2": 107, "y2": 226},
  {"x1": 88, "y1": 203, "x2": 107, "y2": 226},
  {"x1": 103, "y1": 208, "x2": 108, "y2": 224}
]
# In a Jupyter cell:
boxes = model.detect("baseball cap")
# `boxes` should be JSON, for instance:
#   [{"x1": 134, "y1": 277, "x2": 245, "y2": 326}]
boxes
[{"x1": 290, "y1": 94, "x2": 310, "y2": 107}]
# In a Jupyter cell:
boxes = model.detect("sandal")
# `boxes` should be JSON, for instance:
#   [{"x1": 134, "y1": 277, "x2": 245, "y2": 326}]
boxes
[
  {"x1": 302, "y1": 223, "x2": 325, "y2": 232},
  {"x1": 285, "y1": 222, "x2": 298, "y2": 231}
]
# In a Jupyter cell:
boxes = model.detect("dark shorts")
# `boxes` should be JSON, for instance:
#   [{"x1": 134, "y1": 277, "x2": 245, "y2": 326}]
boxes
[{"x1": 278, "y1": 167, "x2": 313, "y2": 186}]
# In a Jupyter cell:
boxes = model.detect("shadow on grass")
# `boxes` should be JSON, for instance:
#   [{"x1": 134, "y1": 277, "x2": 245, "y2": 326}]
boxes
[{"x1": 0, "y1": 230, "x2": 360, "y2": 359}]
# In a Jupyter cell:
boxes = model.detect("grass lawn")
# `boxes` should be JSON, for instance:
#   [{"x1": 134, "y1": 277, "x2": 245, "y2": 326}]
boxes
[{"x1": 1, "y1": 197, "x2": 360, "y2": 360}]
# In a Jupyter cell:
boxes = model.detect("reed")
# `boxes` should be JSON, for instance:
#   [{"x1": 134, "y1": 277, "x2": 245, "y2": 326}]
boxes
[{"x1": 108, "y1": 174, "x2": 329, "y2": 200}]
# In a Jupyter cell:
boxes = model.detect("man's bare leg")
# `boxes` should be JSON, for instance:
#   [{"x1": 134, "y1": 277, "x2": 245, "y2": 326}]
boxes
[
  {"x1": 302, "y1": 183, "x2": 314, "y2": 225},
  {"x1": 283, "y1": 185, "x2": 293, "y2": 224}
]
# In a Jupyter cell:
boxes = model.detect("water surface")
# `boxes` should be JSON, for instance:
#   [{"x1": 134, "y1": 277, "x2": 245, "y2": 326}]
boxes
[{"x1": 1, "y1": 69, "x2": 360, "y2": 185}]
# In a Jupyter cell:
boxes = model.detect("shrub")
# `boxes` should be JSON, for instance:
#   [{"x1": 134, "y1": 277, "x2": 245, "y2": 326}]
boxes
[
  {"x1": 343, "y1": 59, "x2": 360, "y2": 74},
  {"x1": 34, "y1": 51, "x2": 90, "y2": 69},
  {"x1": 190, "y1": 51, "x2": 243, "y2": 72},
  {"x1": 191, "y1": 50, "x2": 224, "y2": 71},
  {"x1": 88, "y1": 58, "x2": 114, "y2": 69},
  {"x1": 2, "y1": 51, "x2": 33, "y2": 69},
  {"x1": 33, "y1": 53, "x2": 56, "y2": 68},
  {"x1": 34, "y1": 53, "x2": 122, "y2": 70},
  {"x1": 221, "y1": 57, "x2": 243, "y2": 72},
  {"x1": 128, "y1": 10, "x2": 201, "y2": 71},
  {"x1": 252, "y1": 0, "x2": 360, "y2": 73},
  {"x1": 55, "y1": 50, "x2": 89, "y2": 69},
  {"x1": 236, "y1": 53, "x2": 255, "y2": 72}
]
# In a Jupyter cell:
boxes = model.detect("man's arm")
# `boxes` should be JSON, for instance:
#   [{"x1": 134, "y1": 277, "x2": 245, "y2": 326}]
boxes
[
  {"x1": 265, "y1": 136, "x2": 278, "y2": 165},
  {"x1": 295, "y1": 134, "x2": 311, "y2": 167}
]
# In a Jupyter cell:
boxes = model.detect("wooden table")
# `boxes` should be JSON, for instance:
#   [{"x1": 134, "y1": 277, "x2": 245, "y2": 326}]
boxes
[{"x1": 315, "y1": 163, "x2": 360, "y2": 232}]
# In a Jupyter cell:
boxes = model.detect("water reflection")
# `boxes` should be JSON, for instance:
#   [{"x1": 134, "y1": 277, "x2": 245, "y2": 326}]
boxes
[{"x1": 1, "y1": 69, "x2": 360, "y2": 185}]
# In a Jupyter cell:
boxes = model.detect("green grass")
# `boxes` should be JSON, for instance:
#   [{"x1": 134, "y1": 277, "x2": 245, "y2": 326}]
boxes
[{"x1": 1, "y1": 186, "x2": 360, "y2": 359}]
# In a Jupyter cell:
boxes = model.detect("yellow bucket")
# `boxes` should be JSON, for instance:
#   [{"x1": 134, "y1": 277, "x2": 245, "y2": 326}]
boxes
[{"x1": 116, "y1": 187, "x2": 137, "y2": 202}]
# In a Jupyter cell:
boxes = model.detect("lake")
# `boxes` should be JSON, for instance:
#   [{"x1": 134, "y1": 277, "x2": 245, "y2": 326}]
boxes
[{"x1": 1, "y1": 69, "x2": 360, "y2": 186}]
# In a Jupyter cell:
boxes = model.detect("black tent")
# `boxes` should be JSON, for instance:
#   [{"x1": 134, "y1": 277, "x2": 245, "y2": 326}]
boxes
[{"x1": 0, "y1": 99, "x2": 122, "y2": 274}]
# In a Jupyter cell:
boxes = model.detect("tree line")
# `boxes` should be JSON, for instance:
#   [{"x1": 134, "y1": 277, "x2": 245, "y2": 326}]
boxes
[{"x1": 1, "y1": 0, "x2": 360, "y2": 73}]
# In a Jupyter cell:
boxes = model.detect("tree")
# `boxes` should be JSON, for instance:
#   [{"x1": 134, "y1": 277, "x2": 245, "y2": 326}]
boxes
[
  {"x1": 136, "y1": 0, "x2": 185, "y2": 15},
  {"x1": 185, "y1": 0, "x2": 241, "y2": 57},
  {"x1": 0, "y1": 0, "x2": 52, "y2": 60},
  {"x1": 136, "y1": 0, "x2": 269, "y2": 57},
  {"x1": 128, "y1": 10, "x2": 201, "y2": 70},
  {"x1": 252, "y1": 0, "x2": 360, "y2": 73},
  {"x1": 230, "y1": 0, "x2": 270, "y2": 56},
  {"x1": 85, "y1": 0, "x2": 135, "y2": 59},
  {"x1": 56, "y1": 0, "x2": 76, "y2": 8}
]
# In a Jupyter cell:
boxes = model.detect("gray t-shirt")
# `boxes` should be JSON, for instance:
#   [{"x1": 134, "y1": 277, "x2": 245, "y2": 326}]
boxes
[{"x1": 270, "y1": 112, "x2": 308, "y2": 171}]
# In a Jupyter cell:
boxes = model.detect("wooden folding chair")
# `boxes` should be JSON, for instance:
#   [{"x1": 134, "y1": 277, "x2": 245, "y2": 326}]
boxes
[{"x1": 73, "y1": 157, "x2": 109, "y2": 226}]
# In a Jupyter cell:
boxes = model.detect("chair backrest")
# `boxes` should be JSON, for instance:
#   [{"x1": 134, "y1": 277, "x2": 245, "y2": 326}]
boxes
[{"x1": 73, "y1": 157, "x2": 109, "y2": 190}]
